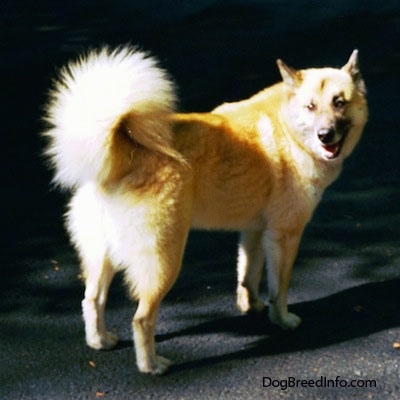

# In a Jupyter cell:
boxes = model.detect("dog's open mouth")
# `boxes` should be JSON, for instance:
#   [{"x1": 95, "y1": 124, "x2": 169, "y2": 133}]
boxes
[{"x1": 321, "y1": 134, "x2": 347, "y2": 160}]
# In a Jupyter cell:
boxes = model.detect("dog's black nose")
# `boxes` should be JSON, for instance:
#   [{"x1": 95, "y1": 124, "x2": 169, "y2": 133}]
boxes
[{"x1": 318, "y1": 128, "x2": 335, "y2": 144}]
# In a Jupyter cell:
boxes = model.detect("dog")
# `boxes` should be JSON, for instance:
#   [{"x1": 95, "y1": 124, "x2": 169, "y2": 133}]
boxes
[{"x1": 43, "y1": 46, "x2": 368, "y2": 375}]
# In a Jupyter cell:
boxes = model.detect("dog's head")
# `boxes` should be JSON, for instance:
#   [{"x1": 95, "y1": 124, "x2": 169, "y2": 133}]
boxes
[{"x1": 277, "y1": 50, "x2": 368, "y2": 162}]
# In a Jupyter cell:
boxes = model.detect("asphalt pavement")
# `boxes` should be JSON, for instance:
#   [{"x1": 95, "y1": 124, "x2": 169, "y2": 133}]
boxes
[{"x1": 1, "y1": 1, "x2": 400, "y2": 399}]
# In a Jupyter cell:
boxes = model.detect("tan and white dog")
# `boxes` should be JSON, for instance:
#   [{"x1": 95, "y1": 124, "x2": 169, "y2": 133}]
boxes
[{"x1": 43, "y1": 46, "x2": 368, "y2": 375}]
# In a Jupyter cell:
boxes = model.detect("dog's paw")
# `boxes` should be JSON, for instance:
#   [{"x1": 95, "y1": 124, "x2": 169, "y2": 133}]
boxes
[
  {"x1": 86, "y1": 331, "x2": 119, "y2": 350},
  {"x1": 239, "y1": 298, "x2": 265, "y2": 314},
  {"x1": 237, "y1": 288, "x2": 265, "y2": 314},
  {"x1": 269, "y1": 310, "x2": 302, "y2": 330},
  {"x1": 138, "y1": 355, "x2": 172, "y2": 375}
]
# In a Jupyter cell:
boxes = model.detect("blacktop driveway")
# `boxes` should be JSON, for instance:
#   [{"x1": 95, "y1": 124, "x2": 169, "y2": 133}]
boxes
[{"x1": 1, "y1": 1, "x2": 400, "y2": 399}]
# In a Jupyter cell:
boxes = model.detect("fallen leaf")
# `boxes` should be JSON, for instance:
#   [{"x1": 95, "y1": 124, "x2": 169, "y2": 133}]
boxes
[
  {"x1": 89, "y1": 360, "x2": 97, "y2": 368},
  {"x1": 50, "y1": 259, "x2": 60, "y2": 271},
  {"x1": 393, "y1": 342, "x2": 400, "y2": 349}
]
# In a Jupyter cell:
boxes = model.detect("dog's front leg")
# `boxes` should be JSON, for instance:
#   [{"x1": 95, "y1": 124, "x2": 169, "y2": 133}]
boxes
[
  {"x1": 264, "y1": 230, "x2": 303, "y2": 329},
  {"x1": 236, "y1": 230, "x2": 265, "y2": 313}
]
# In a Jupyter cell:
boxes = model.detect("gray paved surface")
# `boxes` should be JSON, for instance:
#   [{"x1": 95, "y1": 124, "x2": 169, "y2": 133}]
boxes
[{"x1": 1, "y1": 1, "x2": 400, "y2": 399}]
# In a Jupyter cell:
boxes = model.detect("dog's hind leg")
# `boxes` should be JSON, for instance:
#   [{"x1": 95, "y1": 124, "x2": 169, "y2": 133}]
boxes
[
  {"x1": 264, "y1": 230, "x2": 303, "y2": 330},
  {"x1": 81, "y1": 255, "x2": 119, "y2": 350},
  {"x1": 67, "y1": 185, "x2": 119, "y2": 350},
  {"x1": 131, "y1": 259, "x2": 184, "y2": 375},
  {"x1": 133, "y1": 295, "x2": 172, "y2": 375},
  {"x1": 236, "y1": 230, "x2": 265, "y2": 313},
  {"x1": 127, "y1": 222, "x2": 190, "y2": 375}
]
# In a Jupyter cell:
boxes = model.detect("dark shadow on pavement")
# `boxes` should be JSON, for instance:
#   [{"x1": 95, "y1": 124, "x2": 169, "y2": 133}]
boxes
[{"x1": 153, "y1": 278, "x2": 400, "y2": 373}]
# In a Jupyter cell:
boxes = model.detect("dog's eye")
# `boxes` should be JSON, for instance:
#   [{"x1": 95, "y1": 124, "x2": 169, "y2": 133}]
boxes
[
  {"x1": 333, "y1": 97, "x2": 346, "y2": 109},
  {"x1": 306, "y1": 102, "x2": 316, "y2": 111}
]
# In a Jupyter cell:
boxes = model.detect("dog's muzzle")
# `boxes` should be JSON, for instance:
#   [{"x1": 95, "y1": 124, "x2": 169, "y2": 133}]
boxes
[{"x1": 317, "y1": 127, "x2": 346, "y2": 160}]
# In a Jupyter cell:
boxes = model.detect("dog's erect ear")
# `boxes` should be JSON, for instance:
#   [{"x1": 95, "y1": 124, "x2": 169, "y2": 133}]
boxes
[
  {"x1": 277, "y1": 59, "x2": 302, "y2": 89},
  {"x1": 342, "y1": 49, "x2": 366, "y2": 95},
  {"x1": 342, "y1": 49, "x2": 360, "y2": 79}
]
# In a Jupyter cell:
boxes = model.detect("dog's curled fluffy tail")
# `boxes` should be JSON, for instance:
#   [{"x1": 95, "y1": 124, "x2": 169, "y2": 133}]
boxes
[{"x1": 43, "y1": 46, "x2": 182, "y2": 189}]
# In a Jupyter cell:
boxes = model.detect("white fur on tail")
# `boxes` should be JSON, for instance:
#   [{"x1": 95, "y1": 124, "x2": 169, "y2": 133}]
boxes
[{"x1": 43, "y1": 46, "x2": 176, "y2": 189}]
